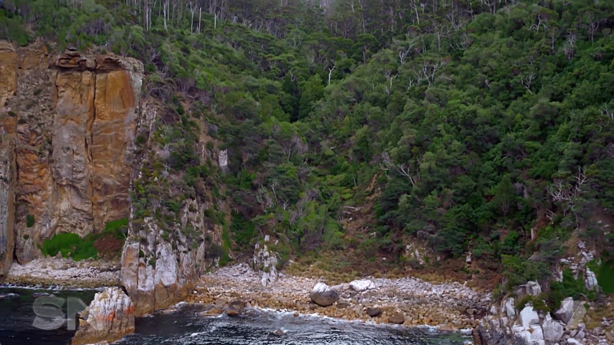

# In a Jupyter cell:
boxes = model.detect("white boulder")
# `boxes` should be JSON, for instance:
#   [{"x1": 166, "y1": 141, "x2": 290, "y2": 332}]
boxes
[
  {"x1": 526, "y1": 281, "x2": 542, "y2": 296},
  {"x1": 530, "y1": 324, "x2": 545, "y2": 343},
  {"x1": 519, "y1": 306, "x2": 540, "y2": 329},
  {"x1": 555, "y1": 297, "x2": 574, "y2": 324},
  {"x1": 349, "y1": 279, "x2": 376, "y2": 292},
  {"x1": 585, "y1": 267, "x2": 599, "y2": 291},
  {"x1": 310, "y1": 283, "x2": 339, "y2": 307},
  {"x1": 543, "y1": 314, "x2": 565, "y2": 342},
  {"x1": 504, "y1": 297, "x2": 516, "y2": 318}
]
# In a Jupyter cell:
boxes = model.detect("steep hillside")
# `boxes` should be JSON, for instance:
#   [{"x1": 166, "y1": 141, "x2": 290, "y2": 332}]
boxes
[{"x1": 2, "y1": 0, "x2": 614, "y2": 316}]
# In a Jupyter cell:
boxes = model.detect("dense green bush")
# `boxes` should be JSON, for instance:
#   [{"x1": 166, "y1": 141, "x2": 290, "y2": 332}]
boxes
[
  {"x1": 40, "y1": 233, "x2": 98, "y2": 261},
  {"x1": 40, "y1": 218, "x2": 128, "y2": 261}
]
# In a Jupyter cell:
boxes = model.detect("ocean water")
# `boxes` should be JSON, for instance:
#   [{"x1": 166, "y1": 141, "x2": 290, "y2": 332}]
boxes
[{"x1": 0, "y1": 287, "x2": 472, "y2": 345}]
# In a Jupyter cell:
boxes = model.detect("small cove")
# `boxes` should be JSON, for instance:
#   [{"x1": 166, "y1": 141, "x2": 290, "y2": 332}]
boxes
[{"x1": 0, "y1": 287, "x2": 471, "y2": 345}]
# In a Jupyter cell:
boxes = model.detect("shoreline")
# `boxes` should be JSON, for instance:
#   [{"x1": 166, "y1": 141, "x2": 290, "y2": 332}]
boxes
[
  {"x1": 2, "y1": 258, "x2": 491, "y2": 332},
  {"x1": 3, "y1": 257, "x2": 120, "y2": 289},
  {"x1": 186, "y1": 263, "x2": 491, "y2": 331}
]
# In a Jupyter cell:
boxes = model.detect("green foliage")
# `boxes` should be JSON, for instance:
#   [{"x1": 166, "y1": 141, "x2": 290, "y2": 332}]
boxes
[
  {"x1": 516, "y1": 294, "x2": 551, "y2": 313},
  {"x1": 230, "y1": 212, "x2": 255, "y2": 247},
  {"x1": 501, "y1": 255, "x2": 549, "y2": 290},
  {"x1": 26, "y1": 214, "x2": 35, "y2": 228},
  {"x1": 39, "y1": 218, "x2": 128, "y2": 261},
  {"x1": 40, "y1": 233, "x2": 98, "y2": 261},
  {"x1": 104, "y1": 218, "x2": 128, "y2": 239},
  {"x1": 587, "y1": 260, "x2": 614, "y2": 295},
  {"x1": 549, "y1": 268, "x2": 596, "y2": 309}
]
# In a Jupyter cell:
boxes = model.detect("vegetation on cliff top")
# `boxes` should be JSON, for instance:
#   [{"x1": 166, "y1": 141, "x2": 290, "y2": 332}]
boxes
[{"x1": 3, "y1": 0, "x2": 614, "y2": 301}]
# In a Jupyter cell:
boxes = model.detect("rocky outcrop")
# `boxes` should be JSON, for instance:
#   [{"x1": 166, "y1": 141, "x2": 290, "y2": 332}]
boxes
[
  {"x1": 72, "y1": 287, "x2": 135, "y2": 345},
  {"x1": 584, "y1": 268, "x2": 598, "y2": 291},
  {"x1": 121, "y1": 199, "x2": 208, "y2": 316},
  {"x1": 253, "y1": 236, "x2": 279, "y2": 286},
  {"x1": 478, "y1": 293, "x2": 610, "y2": 345},
  {"x1": 310, "y1": 282, "x2": 339, "y2": 307},
  {"x1": 349, "y1": 279, "x2": 376, "y2": 292}
]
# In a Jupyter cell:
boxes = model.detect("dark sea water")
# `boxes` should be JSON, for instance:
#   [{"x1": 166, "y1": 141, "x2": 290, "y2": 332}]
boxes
[{"x1": 0, "y1": 287, "x2": 472, "y2": 345}]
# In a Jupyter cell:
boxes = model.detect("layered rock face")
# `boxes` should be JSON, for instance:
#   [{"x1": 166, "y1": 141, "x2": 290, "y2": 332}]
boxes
[
  {"x1": 72, "y1": 287, "x2": 136, "y2": 345},
  {"x1": 0, "y1": 41, "x2": 19, "y2": 276},
  {"x1": 0, "y1": 42, "x2": 143, "y2": 264},
  {"x1": 253, "y1": 236, "x2": 279, "y2": 287},
  {"x1": 121, "y1": 200, "x2": 208, "y2": 316},
  {"x1": 2, "y1": 41, "x2": 219, "y2": 320}
]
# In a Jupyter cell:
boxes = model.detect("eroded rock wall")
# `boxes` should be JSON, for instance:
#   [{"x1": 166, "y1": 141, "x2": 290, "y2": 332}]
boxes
[
  {"x1": 0, "y1": 41, "x2": 18, "y2": 275},
  {"x1": 121, "y1": 199, "x2": 208, "y2": 315},
  {"x1": 0, "y1": 117, "x2": 16, "y2": 277},
  {"x1": 72, "y1": 287, "x2": 136, "y2": 345},
  {"x1": 3, "y1": 41, "x2": 218, "y2": 317},
  {"x1": 1, "y1": 41, "x2": 144, "y2": 264}
]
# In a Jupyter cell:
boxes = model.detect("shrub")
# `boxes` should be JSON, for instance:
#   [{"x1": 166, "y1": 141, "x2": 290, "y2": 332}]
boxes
[
  {"x1": 26, "y1": 214, "x2": 35, "y2": 227},
  {"x1": 40, "y1": 233, "x2": 98, "y2": 261},
  {"x1": 230, "y1": 212, "x2": 255, "y2": 246},
  {"x1": 548, "y1": 268, "x2": 595, "y2": 309},
  {"x1": 104, "y1": 218, "x2": 128, "y2": 239}
]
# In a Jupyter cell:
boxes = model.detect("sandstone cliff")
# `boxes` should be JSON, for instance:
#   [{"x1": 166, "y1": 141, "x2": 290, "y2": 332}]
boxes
[
  {"x1": 0, "y1": 41, "x2": 144, "y2": 263},
  {"x1": 0, "y1": 116, "x2": 16, "y2": 277},
  {"x1": 1, "y1": 40, "x2": 225, "y2": 317}
]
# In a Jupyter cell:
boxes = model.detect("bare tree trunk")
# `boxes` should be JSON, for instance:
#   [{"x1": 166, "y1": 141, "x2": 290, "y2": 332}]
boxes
[
  {"x1": 163, "y1": 0, "x2": 168, "y2": 29},
  {"x1": 143, "y1": 0, "x2": 149, "y2": 31}
]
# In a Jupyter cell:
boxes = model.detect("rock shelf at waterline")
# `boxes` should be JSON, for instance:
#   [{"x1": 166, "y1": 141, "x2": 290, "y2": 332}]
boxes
[
  {"x1": 186, "y1": 263, "x2": 491, "y2": 330},
  {"x1": 4, "y1": 257, "x2": 120, "y2": 288}
]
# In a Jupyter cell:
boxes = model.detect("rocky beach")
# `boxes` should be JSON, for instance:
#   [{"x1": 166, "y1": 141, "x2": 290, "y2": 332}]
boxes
[
  {"x1": 4, "y1": 257, "x2": 120, "y2": 288},
  {"x1": 3, "y1": 257, "x2": 614, "y2": 345},
  {"x1": 185, "y1": 263, "x2": 491, "y2": 331}
]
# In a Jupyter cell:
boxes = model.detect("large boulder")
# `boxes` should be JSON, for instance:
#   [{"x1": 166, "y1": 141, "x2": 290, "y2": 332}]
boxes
[
  {"x1": 349, "y1": 279, "x2": 376, "y2": 292},
  {"x1": 71, "y1": 287, "x2": 135, "y2": 345},
  {"x1": 543, "y1": 314, "x2": 565, "y2": 342},
  {"x1": 567, "y1": 303, "x2": 587, "y2": 330},
  {"x1": 253, "y1": 242, "x2": 279, "y2": 287},
  {"x1": 519, "y1": 306, "x2": 539, "y2": 329},
  {"x1": 310, "y1": 283, "x2": 339, "y2": 307},
  {"x1": 530, "y1": 325, "x2": 545, "y2": 345},
  {"x1": 555, "y1": 297, "x2": 574, "y2": 324}
]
